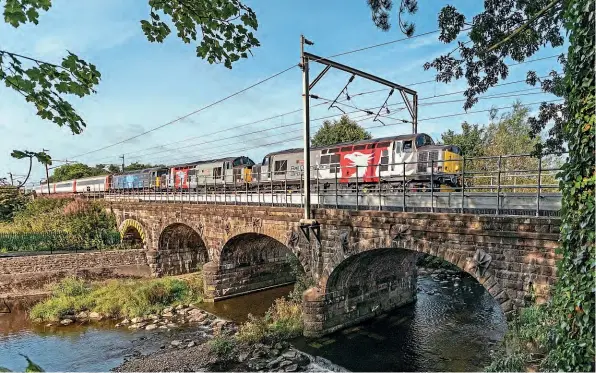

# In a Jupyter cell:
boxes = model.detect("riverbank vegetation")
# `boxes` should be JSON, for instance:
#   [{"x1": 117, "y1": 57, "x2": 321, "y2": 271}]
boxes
[
  {"x1": 0, "y1": 198, "x2": 123, "y2": 252},
  {"x1": 30, "y1": 275, "x2": 204, "y2": 321}
]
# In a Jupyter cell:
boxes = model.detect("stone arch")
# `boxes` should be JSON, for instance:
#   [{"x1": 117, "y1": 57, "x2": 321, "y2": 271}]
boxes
[
  {"x1": 119, "y1": 219, "x2": 147, "y2": 248},
  {"x1": 320, "y1": 225, "x2": 512, "y2": 315},
  {"x1": 204, "y1": 232, "x2": 304, "y2": 300},
  {"x1": 157, "y1": 223, "x2": 209, "y2": 275}
]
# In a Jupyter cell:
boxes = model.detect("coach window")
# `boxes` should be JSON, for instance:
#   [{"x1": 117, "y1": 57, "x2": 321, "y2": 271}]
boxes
[
  {"x1": 274, "y1": 160, "x2": 287, "y2": 176},
  {"x1": 320, "y1": 155, "x2": 330, "y2": 164},
  {"x1": 403, "y1": 140, "x2": 413, "y2": 153},
  {"x1": 353, "y1": 145, "x2": 366, "y2": 151}
]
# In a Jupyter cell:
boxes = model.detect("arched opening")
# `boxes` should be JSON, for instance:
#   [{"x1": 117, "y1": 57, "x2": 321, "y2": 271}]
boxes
[
  {"x1": 119, "y1": 219, "x2": 147, "y2": 249},
  {"x1": 122, "y1": 226, "x2": 143, "y2": 248},
  {"x1": 207, "y1": 233, "x2": 303, "y2": 300},
  {"x1": 158, "y1": 223, "x2": 208, "y2": 275}
]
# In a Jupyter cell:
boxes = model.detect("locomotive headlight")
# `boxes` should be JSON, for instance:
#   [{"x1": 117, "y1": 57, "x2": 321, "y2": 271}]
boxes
[
  {"x1": 455, "y1": 164, "x2": 460, "y2": 171},
  {"x1": 437, "y1": 166, "x2": 442, "y2": 172}
]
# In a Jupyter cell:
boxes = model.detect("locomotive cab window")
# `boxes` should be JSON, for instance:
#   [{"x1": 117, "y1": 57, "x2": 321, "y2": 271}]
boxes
[
  {"x1": 212, "y1": 167, "x2": 222, "y2": 179},
  {"x1": 262, "y1": 156, "x2": 270, "y2": 166},
  {"x1": 403, "y1": 141, "x2": 413, "y2": 153},
  {"x1": 274, "y1": 160, "x2": 287, "y2": 175},
  {"x1": 415, "y1": 134, "x2": 433, "y2": 148}
]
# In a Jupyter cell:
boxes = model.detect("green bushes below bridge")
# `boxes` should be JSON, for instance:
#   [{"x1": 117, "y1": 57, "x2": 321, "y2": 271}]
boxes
[{"x1": 0, "y1": 197, "x2": 126, "y2": 252}]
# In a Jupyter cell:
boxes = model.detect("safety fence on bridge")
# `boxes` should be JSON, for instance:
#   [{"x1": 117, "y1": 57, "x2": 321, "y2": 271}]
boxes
[{"x1": 80, "y1": 153, "x2": 563, "y2": 216}]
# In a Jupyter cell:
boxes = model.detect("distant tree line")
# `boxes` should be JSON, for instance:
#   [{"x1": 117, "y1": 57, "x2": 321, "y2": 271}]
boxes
[{"x1": 48, "y1": 162, "x2": 164, "y2": 183}]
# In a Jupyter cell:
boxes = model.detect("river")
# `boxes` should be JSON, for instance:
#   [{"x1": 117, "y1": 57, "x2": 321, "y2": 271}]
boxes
[{"x1": 0, "y1": 271, "x2": 506, "y2": 372}]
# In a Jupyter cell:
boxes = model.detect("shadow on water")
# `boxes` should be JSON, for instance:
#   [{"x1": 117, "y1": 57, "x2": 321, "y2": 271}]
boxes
[
  {"x1": 199, "y1": 284, "x2": 295, "y2": 323},
  {"x1": 292, "y1": 272, "x2": 507, "y2": 372}
]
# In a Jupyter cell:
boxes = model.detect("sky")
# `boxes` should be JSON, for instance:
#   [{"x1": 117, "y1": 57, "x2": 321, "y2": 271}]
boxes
[{"x1": 0, "y1": 1, "x2": 565, "y2": 185}]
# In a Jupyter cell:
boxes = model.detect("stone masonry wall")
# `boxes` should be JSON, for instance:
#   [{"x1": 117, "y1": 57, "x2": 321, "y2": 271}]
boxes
[
  {"x1": 0, "y1": 250, "x2": 150, "y2": 294},
  {"x1": 107, "y1": 202, "x2": 560, "y2": 337}
]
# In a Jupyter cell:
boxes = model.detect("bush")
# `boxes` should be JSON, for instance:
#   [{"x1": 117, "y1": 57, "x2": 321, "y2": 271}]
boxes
[
  {"x1": 208, "y1": 335, "x2": 237, "y2": 357},
  {"x1": 30, "y1": 274, "x2": 205, "y2": 321},
  {"x1": 237, "y1": 297, "x2": 304, "y2": 343},
  {"x1": 486, "y1": 305, "x2": 555, "y2": 371}
]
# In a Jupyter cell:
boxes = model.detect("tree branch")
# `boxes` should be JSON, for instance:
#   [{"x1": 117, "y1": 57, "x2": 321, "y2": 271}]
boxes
[{"x1": 486, "y1": 0, "x2": 562, "y2": 52}]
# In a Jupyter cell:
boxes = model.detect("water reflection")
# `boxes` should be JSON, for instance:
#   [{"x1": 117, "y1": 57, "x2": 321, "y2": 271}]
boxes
[
  {"x1": 0, "y1": 273, "x2": 506, "y2": 372},
  {"x1": 199, "y1": 285, "x2": 294, "y2": 323},
  {"x1": 293, "y1": 272, "x2": 507, "y2": 372}
]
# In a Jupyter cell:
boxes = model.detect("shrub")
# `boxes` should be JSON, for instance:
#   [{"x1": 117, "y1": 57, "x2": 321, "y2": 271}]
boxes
[
  {"x1": 30, "y1": 274, "x2": 205, "y2": 321},
  {"x1": 208, "y1": 335, "x2": 237, "y2": 357},
  {"x1": 237, "y1": 297, "x2": 304, "y2": 343}
]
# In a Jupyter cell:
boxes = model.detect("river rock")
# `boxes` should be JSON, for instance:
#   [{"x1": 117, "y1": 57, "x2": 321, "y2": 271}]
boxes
[
  {"x1": 89, "y1": 312, "x2": 102, "y2": 320},
  {"x1": 285, "y1": 363, "x2": 298, "y2": 372},
  {"x1": 60, "y1": 318, "x2": 73, "y2": 325},
  {"x1": 77, "y1": 311, "x2": 89, "y2": 319},
  {"x1": 167, "y1": 323, "x2": 177, "y2": 328},
  {"x1": 271, "y1": 349, "x2": 280, "y2": 356},
  {"x1": 279, "y1": 360, "x2": 293, "y2": 368},
  {"x1": 162, "y1": 307, "x2": 174, "y2": 314},
  {"x1": 145, "y1": 324, "x2": 158, "y2": 331},
  {"x1": 175, "y1": 304, "x2": 184, "y2": 310},
  {"x1": 120, "y1": 318, "x2": 130, "y2": 325},
  {"x1": 282, "y1": 350, "x2": 297, "y2": 359},
  {"x1": 266, "y1": 356, "x2": 284, "y2": 368},
  {"x1": 162, "y1": 311, "x2": 174, "y2": 318},
  {"x1": 148, "y1": 314, "x2": 160, "y2": 320},
  {"x1": 238, "y1": 352, "x2": 250, "y2": 363},
  {"x1": 131, "y1": 317, "x2": 145, "y2": 324},
  {"x1": 187, "y1": 341, "x2": 196, "y2": 348},
  {"x1": 171, "y1": 340, "x2": 182, "y2": 347}
]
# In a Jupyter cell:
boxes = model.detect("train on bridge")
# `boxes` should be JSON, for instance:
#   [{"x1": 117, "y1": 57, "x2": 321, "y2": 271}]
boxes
[{"x1": 32, "y1": 132, "x2": 463, "y2": 194}]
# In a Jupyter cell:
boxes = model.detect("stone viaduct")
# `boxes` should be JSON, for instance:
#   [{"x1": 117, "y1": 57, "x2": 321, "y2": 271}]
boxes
[{"x1": 108, "y1": 202, "x2": 559, "y2": 337}]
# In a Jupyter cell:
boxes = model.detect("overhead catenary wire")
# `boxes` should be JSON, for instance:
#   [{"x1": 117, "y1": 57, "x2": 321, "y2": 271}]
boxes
[
  {"x1": 127, "y1": 86, "x2": 554, "y2": 164},
  {"x1": 154, "y1": 99, "x2": 563, "y2": 166},
  {"x1": 88, "y1": 64, "x2": 560, "y2": 165},
  {"x1": 71, "y1": 29, "x2": 457, "y2": 160}
]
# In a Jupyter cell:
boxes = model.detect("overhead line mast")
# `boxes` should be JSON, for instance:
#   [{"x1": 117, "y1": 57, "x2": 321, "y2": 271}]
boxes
[{"x1": 299, "y1": 35, "x2": 418, "y2": 222}]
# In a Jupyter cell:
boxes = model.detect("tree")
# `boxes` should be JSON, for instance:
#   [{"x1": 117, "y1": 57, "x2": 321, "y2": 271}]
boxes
[
  {"x1": 2, "y1": 0, "x2": 259, "y2": 135},
  {"x1": 441, "y1": 121, "x2": 485, "y2": 158},
  {"x1": 49, "y1": 163, "x2": 106, "y2": 182},
  {"x1": 372, "y1": 1, "x2": 594, "y2": 370},
  {"x1": 107, "y1": 164, "x2": 121, "y2": 174},
  {"x1": 311, "y1": 115, "x2": 372, "y2": 147},
  {"x1": 124, "y1": 162, "x2": 164, "y2": 171},
  {"x1": 9, "y1": 150, "x2": 51, "y2": 188}
]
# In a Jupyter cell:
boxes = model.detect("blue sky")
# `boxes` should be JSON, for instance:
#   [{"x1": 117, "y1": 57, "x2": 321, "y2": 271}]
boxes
[{"x1": 0, "y1": 1, "x2": 564, "y2": 185}]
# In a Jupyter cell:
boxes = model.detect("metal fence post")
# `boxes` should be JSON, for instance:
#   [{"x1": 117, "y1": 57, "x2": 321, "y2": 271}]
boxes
[
  {"x1": 402, "y1": 162, "x2": 406, "y2": 212},
  {"x1": 245, "y1": 181, "x2": 249, "y2": 206},
  {"x1": 430, "y1": 159, "x2": 435, "y2": 213},
  {"x1": 536, "y1": 154, "x2": 542, "y2": 217},
  {"x1": 270, "y1": 172, "x2": 274, "y2": 207},
  {"x1": 257, "y1": 175, "x2": 261, "y2": 206},
  {"x1": 316, "y1": 168, "x2": 320, "y2": 209},
  {"x1": 355, "y1": 166, "x2": 359, "y2": 211},
  {"x1": 461, "y1": 157, "x2": 466, "y2": 214},
  {"x1": 335, "y1": 168, "x2": 339, "y2": 209},
  {"x1": 496, "y1": 155, "x2": 502, "y2": 215},
  {"x1": 284, "y1": 171, "x2": 288, "y2": 207},
  {"x1": 378, "y1": 165, "x2": 382, "y2": 211},
  {"x1": 204, "y1": 177, "x2": 207, "y2": 204},
  {"x1": 300, "y1": 171, "x2": 304, "y2": 209}
]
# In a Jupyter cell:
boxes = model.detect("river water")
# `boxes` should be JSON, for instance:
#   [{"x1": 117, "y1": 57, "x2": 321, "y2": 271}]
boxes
[{"x1": 0, "y1": 271, "x2": 506, "y2": 372}]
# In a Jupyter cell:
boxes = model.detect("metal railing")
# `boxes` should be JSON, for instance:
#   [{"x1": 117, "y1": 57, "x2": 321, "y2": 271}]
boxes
[{"x1": 85, "y1": 153, "x2": 564, "y2": 217}]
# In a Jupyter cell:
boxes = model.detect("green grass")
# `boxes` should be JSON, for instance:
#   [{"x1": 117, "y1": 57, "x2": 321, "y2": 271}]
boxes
[
  {"x1": 485, "y1": 305, "x2": 555, "y2": 372},
  {"x1": 237, "y1": 295, "x2": 304, "y2": 344},
  {"x1": 30, "y1": 275, "x2": 204, "y2": 321}
]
